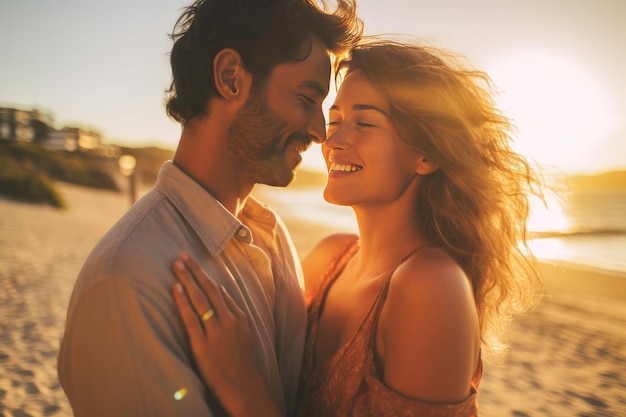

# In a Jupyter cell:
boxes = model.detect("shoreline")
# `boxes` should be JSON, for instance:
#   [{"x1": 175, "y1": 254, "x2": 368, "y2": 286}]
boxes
[
  {"x1": 1, "y1": 182, "x2": 624, "y2": 416},
  {"x1": 537, "y1": 260, "x2": 626, "y2": 302},
  {"x1": 253, "y1": 184, "x2": 626, "y2": 278}
]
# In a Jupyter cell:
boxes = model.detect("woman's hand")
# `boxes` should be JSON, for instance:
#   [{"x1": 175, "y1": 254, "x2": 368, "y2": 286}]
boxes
[{"x1": 172, "y1": 252, "x2": 283, "y2": 417}]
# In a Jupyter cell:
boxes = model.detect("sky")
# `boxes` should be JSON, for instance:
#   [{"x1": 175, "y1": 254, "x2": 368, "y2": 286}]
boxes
[{"x1": 1, "y1": 0, "x2": 624, "y2": 175}]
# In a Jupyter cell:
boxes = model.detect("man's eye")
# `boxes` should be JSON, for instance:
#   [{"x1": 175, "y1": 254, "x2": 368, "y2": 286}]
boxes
[{"x1": 301, "y1": 95, "x2": 316, "y2": 107}]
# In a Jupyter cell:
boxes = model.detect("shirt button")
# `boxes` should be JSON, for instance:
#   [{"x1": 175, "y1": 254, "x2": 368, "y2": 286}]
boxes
[{"x1": 237, "y1": 228, "x2": 249, "y2": 239}]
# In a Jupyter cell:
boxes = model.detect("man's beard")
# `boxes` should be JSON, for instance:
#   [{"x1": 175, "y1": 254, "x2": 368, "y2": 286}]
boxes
[{"x1": 228, "y1": 89, "x2": 307, "y2": 187}]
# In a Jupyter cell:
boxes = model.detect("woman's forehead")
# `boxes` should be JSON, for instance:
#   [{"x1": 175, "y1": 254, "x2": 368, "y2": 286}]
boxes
[{"x1": 333, "y1": 70, "x2": 389, "y2": 111}]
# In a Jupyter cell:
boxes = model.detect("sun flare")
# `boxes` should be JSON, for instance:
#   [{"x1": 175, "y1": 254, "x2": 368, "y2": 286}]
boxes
[{"x1": 489, "y1": 52, "x2": 613, "y2": 172}]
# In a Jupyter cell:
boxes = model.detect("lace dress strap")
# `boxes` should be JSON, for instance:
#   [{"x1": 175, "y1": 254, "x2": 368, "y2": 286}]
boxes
[{"x1": 365, "y1": 244, "x2": 430, "y2": 346}]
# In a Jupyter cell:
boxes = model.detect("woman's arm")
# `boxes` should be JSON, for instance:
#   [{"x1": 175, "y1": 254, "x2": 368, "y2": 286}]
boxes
[{"x1": 171, "y1": 253, "x2": 284, "y2": 417}]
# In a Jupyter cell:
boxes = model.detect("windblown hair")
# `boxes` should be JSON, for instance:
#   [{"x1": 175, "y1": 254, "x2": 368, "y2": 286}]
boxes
[
  {"x1": 166, "y1": 0, "x2": 362, "y2": 125},
  {"x1": 338, "y1": 38, "x2": 545, "y2": 360}
]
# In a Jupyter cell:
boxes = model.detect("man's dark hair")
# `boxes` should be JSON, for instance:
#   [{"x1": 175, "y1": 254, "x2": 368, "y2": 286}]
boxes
[{"x1": 165, "y1": 0, "x2": 362, "y2": 125}]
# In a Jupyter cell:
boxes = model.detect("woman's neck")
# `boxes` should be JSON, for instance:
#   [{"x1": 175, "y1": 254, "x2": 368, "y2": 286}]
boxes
[{"x1": 350, "y1": 202, "x2": 425, "y2": 277}]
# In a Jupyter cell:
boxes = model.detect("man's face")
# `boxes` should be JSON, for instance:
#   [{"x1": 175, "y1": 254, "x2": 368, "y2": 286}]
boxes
[{"x1": 228, "y1": 35, "x2": 331, "y2": 187}]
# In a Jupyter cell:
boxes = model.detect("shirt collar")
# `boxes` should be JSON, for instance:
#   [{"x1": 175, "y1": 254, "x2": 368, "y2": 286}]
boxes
[{"x1": 155, "y1": 161, "x2": 278, "y2": 256}]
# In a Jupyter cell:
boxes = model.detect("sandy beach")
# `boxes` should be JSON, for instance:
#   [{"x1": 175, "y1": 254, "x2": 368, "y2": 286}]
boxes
[{"x1": 1, "y1": 182, "x2": 625, "y2": 416}]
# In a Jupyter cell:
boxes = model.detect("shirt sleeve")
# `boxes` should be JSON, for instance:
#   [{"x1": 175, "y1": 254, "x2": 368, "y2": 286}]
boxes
[{"x1": 58, "y1": 276, "x2": 224, "y2": 417}]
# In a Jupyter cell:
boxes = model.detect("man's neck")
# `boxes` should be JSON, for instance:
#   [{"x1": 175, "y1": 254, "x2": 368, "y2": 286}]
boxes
[
  {"x1": 172, "y1": 157, "x2": 253, "y2": 216},
  {"x1": 173, "y1": 114, "x2": 254, "y2": 216}
]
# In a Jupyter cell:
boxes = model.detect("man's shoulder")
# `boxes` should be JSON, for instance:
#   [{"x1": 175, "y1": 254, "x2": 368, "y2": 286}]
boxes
[{"x1": 72, "y1": 192, "x2": 186, "y2": 294}]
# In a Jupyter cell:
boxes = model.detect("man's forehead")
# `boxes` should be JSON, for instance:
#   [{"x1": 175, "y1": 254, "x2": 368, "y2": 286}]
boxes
[{"x1": 271, "y1": 50, "x2": 331, "y2": 93}]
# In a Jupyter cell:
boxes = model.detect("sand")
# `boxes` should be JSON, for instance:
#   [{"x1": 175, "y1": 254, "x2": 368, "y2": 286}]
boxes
[{"x1": 0, "y1": 182, "x2": 624, "y2": 416}]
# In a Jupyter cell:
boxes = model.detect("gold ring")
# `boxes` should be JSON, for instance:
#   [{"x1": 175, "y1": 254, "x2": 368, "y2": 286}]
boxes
[{"x1": 201, "y1": 309, "x2": 214, "y2": 321}]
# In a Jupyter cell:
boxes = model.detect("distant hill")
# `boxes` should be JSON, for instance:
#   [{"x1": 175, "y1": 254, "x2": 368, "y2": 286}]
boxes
[
  {"x1": 289, "y1": 168, "x2": 626, "y2": 193},
  {"x1": 114, "y1": 147, "x2": 626, "y2": 194},
  {"x1": 569, "y1": 170, "x2": 626, "y2": 191}
]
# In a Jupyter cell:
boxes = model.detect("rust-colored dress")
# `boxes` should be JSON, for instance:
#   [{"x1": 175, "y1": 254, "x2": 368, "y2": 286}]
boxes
[{"x1": 296, "y1": 239, "x2": 482, "y2": 417}]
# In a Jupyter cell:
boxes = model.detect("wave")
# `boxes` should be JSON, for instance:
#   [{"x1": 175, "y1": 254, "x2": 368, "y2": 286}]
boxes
[{"x1": 530, "y1": 228, "x2": 626, "y2": 239}]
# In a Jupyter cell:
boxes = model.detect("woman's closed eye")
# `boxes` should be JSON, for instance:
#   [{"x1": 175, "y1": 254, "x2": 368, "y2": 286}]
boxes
[
  {"x1": 326, "y1": 120, "x2": 377, "y2": 132},
  {"x1": 326, "y1": 119, "x2": 341, "y2": 134}
]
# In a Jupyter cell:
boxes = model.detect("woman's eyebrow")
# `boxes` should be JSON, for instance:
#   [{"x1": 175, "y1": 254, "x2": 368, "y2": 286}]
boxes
[{"x1": 330, "y1": 103, "x2": 390, "y2": 118}]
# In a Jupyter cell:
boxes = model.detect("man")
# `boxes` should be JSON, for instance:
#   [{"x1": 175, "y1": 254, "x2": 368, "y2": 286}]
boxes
[{"x1": 57, "y1": 1, "x2": 361, "y2": 416}]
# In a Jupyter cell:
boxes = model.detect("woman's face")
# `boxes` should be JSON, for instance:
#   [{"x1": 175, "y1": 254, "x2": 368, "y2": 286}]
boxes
[{"x1": 322, "y1": 70, "x2": 422, "y2": 207}]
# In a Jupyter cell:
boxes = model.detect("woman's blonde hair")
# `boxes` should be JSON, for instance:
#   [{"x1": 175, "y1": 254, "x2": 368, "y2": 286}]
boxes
[{"x1": 337, "y1": 38, "x2": 545, "y2": 360}]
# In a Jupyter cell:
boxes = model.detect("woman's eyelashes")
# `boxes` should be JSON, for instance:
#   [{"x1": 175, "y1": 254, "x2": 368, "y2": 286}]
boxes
[
  {"x1": 326, "y1": 117, "x2": 379, "y2": 138},
  {"x1": 326, "y1": 119, "x2": 377, "y2": 129}
]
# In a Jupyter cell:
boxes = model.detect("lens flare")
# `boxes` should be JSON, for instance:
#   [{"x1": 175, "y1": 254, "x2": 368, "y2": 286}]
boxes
[{"x1": 174, "y1": 388, "x2": 187, "y2": 400}]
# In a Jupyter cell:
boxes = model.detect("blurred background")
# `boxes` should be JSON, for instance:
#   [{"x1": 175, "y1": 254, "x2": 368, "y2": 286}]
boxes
[
  {"x1": 1, "y1": 0, "x2": 624, "y2": 172},
  {"x1": 1, "y1": 1, "x2": 624, "y2": 416}
]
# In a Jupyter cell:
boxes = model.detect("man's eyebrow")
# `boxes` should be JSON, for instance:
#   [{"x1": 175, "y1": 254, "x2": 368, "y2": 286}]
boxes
[
  {"x1": 300, "y1": 80, "x2": 328, "y2": 98},
  {"x1": 330, "y1": 103, "x2": 390, "y2": 118}
]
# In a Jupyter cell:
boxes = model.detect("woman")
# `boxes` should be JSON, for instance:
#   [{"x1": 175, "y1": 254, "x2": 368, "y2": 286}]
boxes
[{"x1": 172, "y1": 39, "x2": 544, "y2": 416}]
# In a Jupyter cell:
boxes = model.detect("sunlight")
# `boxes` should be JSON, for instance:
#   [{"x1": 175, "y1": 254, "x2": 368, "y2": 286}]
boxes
[
  {"x1": 489, "y1": 51, "x2": 614, "y2": 172},
  {"x1": 528, "y1": 193, "x2": 572, "y2": 234}
]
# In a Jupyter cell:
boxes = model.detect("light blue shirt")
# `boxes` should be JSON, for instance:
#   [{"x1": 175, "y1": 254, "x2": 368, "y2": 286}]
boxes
[{"x1": 58, "y1": 161, "x2": 306, "y2": 416}]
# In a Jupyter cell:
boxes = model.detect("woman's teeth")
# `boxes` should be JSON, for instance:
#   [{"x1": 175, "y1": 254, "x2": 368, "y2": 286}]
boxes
[{"x1": 330, "y1": 163, "x2": 363, "y2": 172}]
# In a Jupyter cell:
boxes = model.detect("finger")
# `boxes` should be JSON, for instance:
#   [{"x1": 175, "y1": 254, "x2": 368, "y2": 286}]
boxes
[
  {"x1": 173, "y1": 258, "x2": 213, "y2": 321},
  {"x1": 172, "y1": 283, "x2": 206, "y2": 343},
  {"x1": 179, "y1": 253, "x2": 229, "y2": 318},
  {"x1": 220, "y1": 286, "x2": 247, "y2": 322}
]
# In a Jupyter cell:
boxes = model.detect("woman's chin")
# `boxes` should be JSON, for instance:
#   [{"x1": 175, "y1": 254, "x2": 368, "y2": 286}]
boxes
[{"x1": 323, "y1": 189, "x2": 350, "y2": 207}]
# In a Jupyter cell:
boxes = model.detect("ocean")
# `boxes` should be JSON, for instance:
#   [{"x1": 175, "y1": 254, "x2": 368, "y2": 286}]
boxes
[
  {"x1": 528, "y1": 189, "x2": 626, "y2": 274},
  {"x1": 255, "y1": 184, "x2": 626, "y2": 276}
]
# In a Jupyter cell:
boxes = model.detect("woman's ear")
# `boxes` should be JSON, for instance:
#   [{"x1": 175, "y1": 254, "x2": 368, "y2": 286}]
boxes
[
  {"x1": 416, "y1": 154, "x2": 439, "y2": 176},
  {"x1": 213, "y1": 48, "x2": 250, "y2": 101}
]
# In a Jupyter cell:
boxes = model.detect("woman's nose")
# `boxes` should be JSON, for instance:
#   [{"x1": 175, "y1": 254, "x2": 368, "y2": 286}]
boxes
[{"x1": 324, "y1": 123, "x2": 350, "y2": 149}]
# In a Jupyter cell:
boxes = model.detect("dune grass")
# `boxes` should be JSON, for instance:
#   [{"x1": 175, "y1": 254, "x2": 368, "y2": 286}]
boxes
[{"x1": 0, "y1": 141, "x2": 117, "y2": 208}]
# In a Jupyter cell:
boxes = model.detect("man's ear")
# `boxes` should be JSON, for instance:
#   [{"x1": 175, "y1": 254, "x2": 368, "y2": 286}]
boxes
[
  {"x1": 213, "y1": 48, "x2": 249, "y2": 101},
  {"x1": 416, "y1": 154, "x2": 439, "y2": 176}
]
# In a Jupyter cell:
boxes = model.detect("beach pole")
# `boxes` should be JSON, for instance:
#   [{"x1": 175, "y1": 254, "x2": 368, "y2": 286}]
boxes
[{"x1": 118, "y1": 154, "x2": 137, "y2": 206}]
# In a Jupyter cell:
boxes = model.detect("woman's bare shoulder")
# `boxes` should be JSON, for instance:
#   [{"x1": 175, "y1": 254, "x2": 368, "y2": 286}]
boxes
[
  {"x1": 394, "y1": 246, "x2": 471, "y2": 295},
  {"x1": 304, "y1": 233, "x2": 358, "y2": 261},
  {"x1": 302, "y1": 233, "x2": 358, "y2": 293},
  {"x1": 386, "y1": 246, "x2": 478, "y2": 339}
]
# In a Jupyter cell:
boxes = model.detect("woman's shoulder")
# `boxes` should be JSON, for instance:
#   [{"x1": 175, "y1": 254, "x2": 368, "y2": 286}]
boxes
[
  {"x1": 307, "y1": 233, "x2": 359, "y2": 257},
  {"x1": 377, "y1": 246, "x2": 480, "y2": 403},
  {"x1": 385, "y1": 247, "x2": 477, "y2": 334},
  {"x1": 392, "y1": 246, "x2": 472, "y2": 300},
  {"x1": 301, "y1": 233, "x2": 358, "y2": 294}
]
